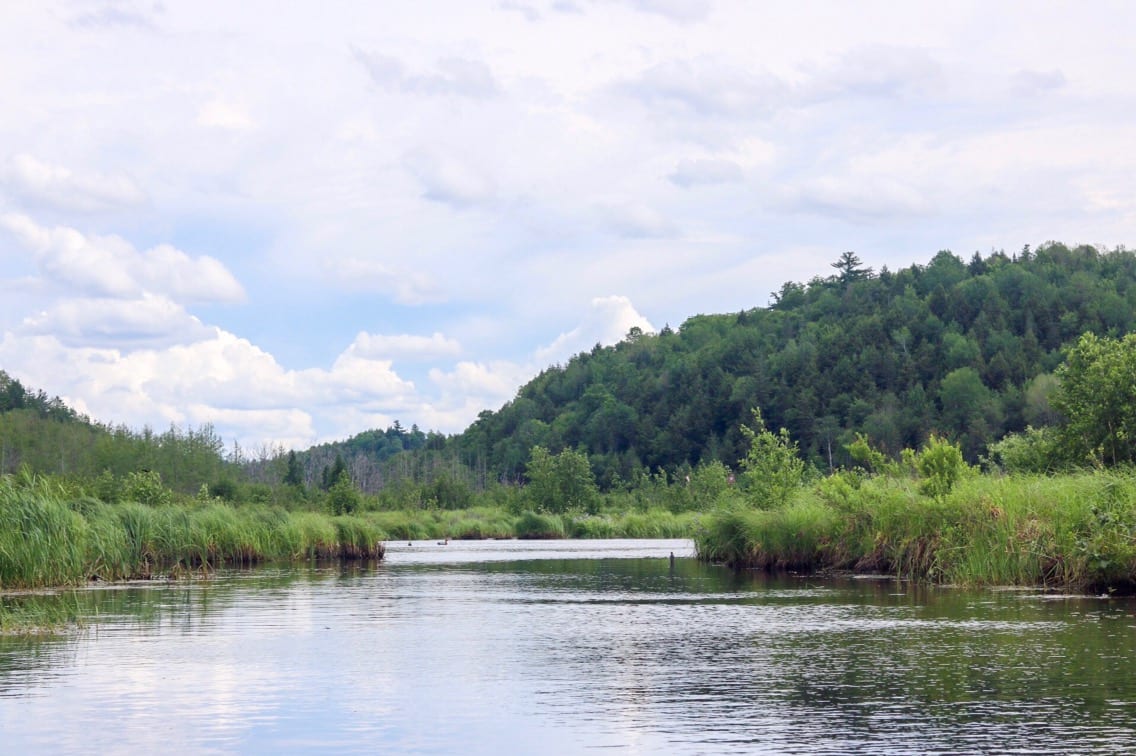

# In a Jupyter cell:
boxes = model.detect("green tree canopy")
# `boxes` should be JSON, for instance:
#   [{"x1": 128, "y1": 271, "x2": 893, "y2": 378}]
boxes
[{"x1": 1052, "y1": 332, "x2": 1136, "y2": 466}]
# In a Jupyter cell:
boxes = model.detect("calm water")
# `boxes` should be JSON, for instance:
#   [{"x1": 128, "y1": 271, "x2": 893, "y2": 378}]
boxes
[{"x1": 3, "y1": 538, "x2": 1136, "y2": 754}]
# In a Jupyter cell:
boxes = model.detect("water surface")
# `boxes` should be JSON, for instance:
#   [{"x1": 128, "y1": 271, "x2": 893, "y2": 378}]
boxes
[{"x1": 2, "y1": 538, "x2": 1135, "y2": 753}]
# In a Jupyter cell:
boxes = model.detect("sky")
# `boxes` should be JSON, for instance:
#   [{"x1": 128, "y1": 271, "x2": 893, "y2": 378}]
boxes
[{"x1": 2, "y1": 1, "x2": 1135, "y2": 452}]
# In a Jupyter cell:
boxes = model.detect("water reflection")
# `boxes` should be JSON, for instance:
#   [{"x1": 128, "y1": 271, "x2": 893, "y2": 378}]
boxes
[{"x1": 2, "y1": 539, "x2": 1136, "y2": 753}]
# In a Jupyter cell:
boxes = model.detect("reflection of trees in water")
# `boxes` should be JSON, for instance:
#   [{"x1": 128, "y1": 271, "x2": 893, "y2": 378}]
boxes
[{"x1": 0, "y1": 565, "x2": 357, "y2": 695}]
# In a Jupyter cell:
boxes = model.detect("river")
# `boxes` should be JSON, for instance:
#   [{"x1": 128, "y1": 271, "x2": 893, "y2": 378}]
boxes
[{"x1": 2, "y1": 538, "x2": 1135, "y2": 753}]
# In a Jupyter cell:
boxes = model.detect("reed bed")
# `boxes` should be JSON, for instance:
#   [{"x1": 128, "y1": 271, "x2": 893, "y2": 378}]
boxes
[
  {"x1": 695, "y1": 471, "x2": 1136, "y2": 591},
  {"x1": 0, "y1": 475, "x2": 386, "y2": 590}
]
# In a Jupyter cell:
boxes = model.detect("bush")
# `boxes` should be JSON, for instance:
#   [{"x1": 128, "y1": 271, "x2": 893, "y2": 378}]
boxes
[
  {"x1": 915, "y1": 435, "x2": 970, "y2": 500},
  {"x1": 739, "y1": 409, "x2": 805, "y2": 509}
]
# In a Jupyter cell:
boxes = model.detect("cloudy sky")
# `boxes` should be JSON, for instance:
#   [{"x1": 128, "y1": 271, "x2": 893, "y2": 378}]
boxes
[{"x1": 2, "y1": 1, "x2": 1134, "y2": 451}]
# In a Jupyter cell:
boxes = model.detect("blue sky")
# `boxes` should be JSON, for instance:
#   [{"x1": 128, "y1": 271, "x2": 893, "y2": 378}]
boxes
[{"x1": 2, "y1": 1, "x2": 1134, "y2": 451}]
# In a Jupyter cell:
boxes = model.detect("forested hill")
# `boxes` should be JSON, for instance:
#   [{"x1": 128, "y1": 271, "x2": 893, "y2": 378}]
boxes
[{"x1": 453, "y1": 243, "x2": 1136, "y2": 483}]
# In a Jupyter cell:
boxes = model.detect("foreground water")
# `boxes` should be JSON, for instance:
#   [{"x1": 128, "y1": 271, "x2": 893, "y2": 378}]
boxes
[{"x1": 2, "y1": 538, "x2": 1136, "y2": 754}]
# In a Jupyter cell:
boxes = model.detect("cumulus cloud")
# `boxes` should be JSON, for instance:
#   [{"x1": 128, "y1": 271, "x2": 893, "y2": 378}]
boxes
[
  {"x1": 353, "y1": 49, "x2": 499, "y2": 99},
  {"x1": 1, "y1": 214, "x2": 246, "y2": 304},
  {"x1": 535, "y1": 295, "x2": 654, "y2": 365},
  {"x1": 348, "y1": 331, "x2": 462, "y2": 361},
  {"x1": 430, "y1": 360, "x2": 532, "y2": 401},
  {"x1": 4, "y1": 154, "x2": 146, "y2": 212},
  {"x1": 0, "y1": 326, "x2": 421, "y2": 448},
  {"x1": 20, "y1": 295, "x2": 214, "y2": 349}
]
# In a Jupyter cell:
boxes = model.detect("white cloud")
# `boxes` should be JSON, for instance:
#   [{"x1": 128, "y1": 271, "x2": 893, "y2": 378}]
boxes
[
  {"x1": 330, "y1": 257, "x2": 445, "y2": 305},
  {"x1": 20, "y1": 295, "x2": 214, "y2": 349},
  {"x1": 1, "y1": 214, "x2": 245, "y2": 304},
  {"x1": 669, "y1": 157, "x2": 744, "y2": 187},
  {"x1": 68, "y1": 2, "x2": 160, "y2": 30},
  {"x1": 620, "y1": 0, "x2": 713, "y2": 24},
  {"x1": 197, "y1": 100, "x2": 256, "y2": 131},
  {"x1": 4, "y1": 154, "x2": 146, "y2": 212},
  {"x1": 354, "y1": 49, "x2": 499, "y2": 99},
  {"x1": 404, "y1": 151, "x2": 497, "y2": 208},
  {"x1": 499, "y1": 1, "x2": 541, "y2": 22},
  {"x1": 780, "y1": 175, "x2": 929, "y2": 222},
  {"x1": 597, "y1": 202, "x2": 677, "y2": 238},
  {"x1": 349, "y1": 331, "x2": 463, "y2": 361},
  {"x1": 802, "y1": 46, "x2": 944, "y2": 103},
  {"x1": 620, "y1": 58, "x2": 788, "y2": 117},
  {"x1": 1011, "y1": 68, "x2": 1067, "y2": 96},
  {"x1": 0, "y1": 326, "x2": 423, "y2": 448},
  {"x1": 430, "y1": 360, "x2": 531, "y2": 401},
  {"x1": 535, "y1": 295, "x2": 654, "y2": 365}
]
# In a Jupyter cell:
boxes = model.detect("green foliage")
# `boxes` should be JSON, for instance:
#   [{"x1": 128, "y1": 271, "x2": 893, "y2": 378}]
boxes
[
  {"x1": 321, "y1": 454, "x2": 349, "y2": 491},
  {"x1": 1052, "y1": 332, "x2": 1136, "y2": 467},
  {"x1": 738, "y1": 409, "x2": 805, "y2": 509},
  {"x1": 283, "y1": 450, "x2": 304, "y2": 488},
  {"x1": 524, "y1": 445, "x2": 600, "y2": 514},
  {"x1": 697, "y1": 469, "x2": 1136, "y2": 591},
  {"x1": 326, "y1": 477, "x2": 361, "y2": 515},
  {"x1": 846, "y1": 433, "x2": 897, "y2": 476},
  {"x1": 914, "y1": 435, "x2": 969, "y2": 500},
  {"x1": 987, "y1": 426, "x2": 1064, "y2": 474},
  {"x1": 689, "y1": 460, "x2": 732, "y2": 509},
  {"x1": 122, "y1": 470, "x2": 173, "y2": 507}
]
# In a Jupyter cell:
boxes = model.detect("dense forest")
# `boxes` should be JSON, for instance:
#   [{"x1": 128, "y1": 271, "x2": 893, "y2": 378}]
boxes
[{"x1": 448, "y1": 242, "x2": 1136, "y2": 484}]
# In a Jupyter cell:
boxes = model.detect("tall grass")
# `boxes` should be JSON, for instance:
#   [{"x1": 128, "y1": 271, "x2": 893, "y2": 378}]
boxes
[
  {"x1": 696, "y1": 470, "x2": 1136, "y2": 591},
  {"x1": 0, "y1": 473, "x2": 386, "y2": 590}
]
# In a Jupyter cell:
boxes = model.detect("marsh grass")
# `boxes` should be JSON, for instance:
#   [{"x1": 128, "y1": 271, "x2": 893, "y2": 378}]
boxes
[
  {"x1": 696, "y1": 470, "x2": 1136, "y2": 591},
  {"x1": 0, "y1": 476, "x2": 387, "y2": 590}
]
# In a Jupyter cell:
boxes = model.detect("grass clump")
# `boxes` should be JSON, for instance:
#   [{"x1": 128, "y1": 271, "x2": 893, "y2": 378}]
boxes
[{"x1": 696, "y1": 468, "x2": 1136, "y2": 592}]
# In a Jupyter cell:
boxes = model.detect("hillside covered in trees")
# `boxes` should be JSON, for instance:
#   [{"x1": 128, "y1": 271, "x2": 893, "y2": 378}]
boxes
[{"x1": 449, "y1": 242, "x2": 1136, "y2": 485}]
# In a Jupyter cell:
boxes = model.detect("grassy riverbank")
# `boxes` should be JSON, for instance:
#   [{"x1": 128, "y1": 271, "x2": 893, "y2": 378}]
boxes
[
  {"x1": 0, "y1": 472, "x2": 699, "y2": 592},
  {"x1": 0, "y1": 473, "x2": 386, "y2": 590},
  {"x1": 696, "y1": 470, "x2": 1136, "y2": 591}
]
